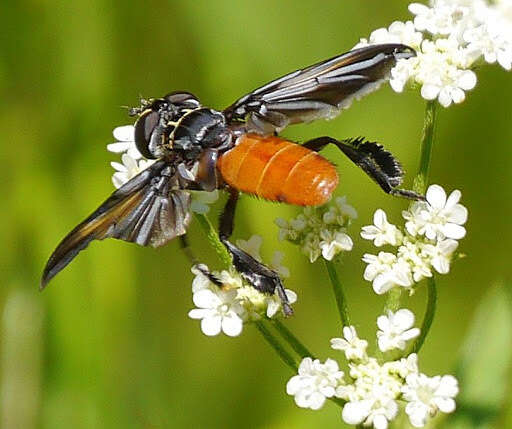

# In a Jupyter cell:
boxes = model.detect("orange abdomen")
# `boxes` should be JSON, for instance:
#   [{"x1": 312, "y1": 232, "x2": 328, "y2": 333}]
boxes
[{"x1": 217, "y1": 134, "x2": 339, "y2": 206}]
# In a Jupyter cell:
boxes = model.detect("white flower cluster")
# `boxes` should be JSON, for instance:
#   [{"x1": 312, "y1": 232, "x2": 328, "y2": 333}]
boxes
[
  {"x1": 107, "y1": 125, "x2": 219, "y2": 213},
  {"x1": 275, "y1": 197, "x2": 357, "y2": 263},
  {"x1": 361, "y1": 184, "x2": 467, "y2": 294},
  {"x1": 355, "y1": 0, "x2": 512, "y2": 106},
  {"x1": 188, "y1": 235, "x2": 296, "y2": 337},
  {"x1": 286, "y1": 309, "x2": 458, "y2": 428}
]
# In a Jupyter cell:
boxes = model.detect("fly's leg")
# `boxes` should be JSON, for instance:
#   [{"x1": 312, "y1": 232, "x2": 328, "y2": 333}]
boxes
[
  {"x1": 302, "y1": 136, "x2": 425, "y2": 201},
  {"x1": 219, "y1": 188, "x2": 293, "y2": 316},
  {"x1": 179, "y1": 235, "x2": 223, "y2": 287}
]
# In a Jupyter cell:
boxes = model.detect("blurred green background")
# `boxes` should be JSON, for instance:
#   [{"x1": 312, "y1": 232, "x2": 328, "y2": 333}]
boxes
[{"x1": 1, "y1": 0, "x2": 511, "y2": 428}]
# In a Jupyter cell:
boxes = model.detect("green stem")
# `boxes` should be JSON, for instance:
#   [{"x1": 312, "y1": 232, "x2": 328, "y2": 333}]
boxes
[
  {"x1": 324, "y1": 260, "x2": 351, "y2": 327},
  {"x1": 410, "y1": 277, "x2": 437, "y2": 354},
  {"x1": 413, "y1": 100, "x2": 437, "y2": 194},
  {"x1": 255, "y1": 321, "x2": 297, "y2": 372},
  {"x1": 256, "y1": 321, "x2": 345, "y2": 409},
  {"x1": 272, "y1": 319, "x2": 315, "y2": 359},
  {"x1": 383, "y1": 287, "x2": 403, "y2": 313},
  {"x1": 193, "y1": 213, "x2": 232, "y2": 267}
]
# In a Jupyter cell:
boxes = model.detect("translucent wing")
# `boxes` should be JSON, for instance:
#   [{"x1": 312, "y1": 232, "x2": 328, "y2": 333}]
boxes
[
  {"x1": 41, "y1": 160, "x2": 191, "y2": 288},
  {"x1": 224, "y1": 44, "x2": 415, "y2": 134}
]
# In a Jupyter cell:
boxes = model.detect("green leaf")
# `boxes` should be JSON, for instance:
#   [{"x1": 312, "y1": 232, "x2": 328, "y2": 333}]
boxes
[{"x1": 441, "y1": 283, "x2": 512, "y2": 429}]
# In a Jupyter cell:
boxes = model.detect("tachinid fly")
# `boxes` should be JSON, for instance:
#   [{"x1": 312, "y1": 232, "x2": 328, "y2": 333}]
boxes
[{"x1": 42, "y1": 44, "x2": 424, "y2": 315}]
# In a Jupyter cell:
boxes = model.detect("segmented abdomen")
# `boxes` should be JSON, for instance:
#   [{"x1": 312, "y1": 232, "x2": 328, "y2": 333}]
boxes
[{"x1": 217, "y1": 134, "x2": 339, "y2": 206}]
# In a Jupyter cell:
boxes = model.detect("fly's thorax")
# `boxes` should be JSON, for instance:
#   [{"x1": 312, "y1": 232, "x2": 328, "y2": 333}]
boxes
[{"x1": 170, "y1": 108, "x2": 232, "y2": 152}]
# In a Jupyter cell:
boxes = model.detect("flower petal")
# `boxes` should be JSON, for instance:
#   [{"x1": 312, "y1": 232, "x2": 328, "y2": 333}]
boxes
[
  {"x1": 201, "y1": 315, "x2": 222, "y2": 336},
  {"x1": 426, "y1": 184, "x2": 447, "y2": 209},
  {"x1": 113, "y1": 125, "x2": 135, "y2": 141},
  {"x1": 221, "y1": 313, "x2": 243, "y2": 337}
]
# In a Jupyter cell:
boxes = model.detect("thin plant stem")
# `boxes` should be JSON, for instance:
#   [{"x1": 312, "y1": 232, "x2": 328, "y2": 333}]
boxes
[
  {"x1": 382, "y1": 101, "x2": 438, "y2": 320},
  {"x1": 410, "y1": 277, "x2": 437, "y2": 354},
  {"x1": 256, "y1": 321, "x2": 345, "y2": 409},
  {"x1": 193, "y1": 212, "x2": 232, "y2": 267},
  {"x1": 324, "y1": 260, "x2": 351, "y2": 327},
  {"x1": 414, "y1": 100, "x2": 438, "y2": 194},
  {"x1": 272, "y1": 319, "x2": 316, "y2": 359},
  {"x1": 255, "y1": 321, "x2": 297, "y2": 372}
]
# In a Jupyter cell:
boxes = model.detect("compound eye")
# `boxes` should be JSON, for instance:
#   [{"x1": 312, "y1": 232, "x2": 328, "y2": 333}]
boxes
[
  {"x1": 164, "y1": 91, "x2": 200, "y2": 108},
  {"x1": 134, "y1": 110, "x2": 159, "y2": 159}
]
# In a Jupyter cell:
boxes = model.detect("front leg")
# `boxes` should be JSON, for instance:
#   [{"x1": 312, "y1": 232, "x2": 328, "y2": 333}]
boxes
[
  {"x1": 219, "y1": 188, "x2": 293, "y2": 316},
  {"x1": 302, "y1": 136, "x2": 425, "y2": 201}
]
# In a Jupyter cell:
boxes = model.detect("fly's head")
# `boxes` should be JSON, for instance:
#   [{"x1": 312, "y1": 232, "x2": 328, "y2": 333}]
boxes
[{"x1": 130, "y1": 92, "x2": 201, "y2": 159}]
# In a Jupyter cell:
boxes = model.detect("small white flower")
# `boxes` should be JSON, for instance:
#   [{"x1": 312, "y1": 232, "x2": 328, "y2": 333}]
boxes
[
  {"x1": 404, "y1": 184, "x2": 468, "y2": 240},
  {"x1": 217, "y1": 270, "x2": 244, "y2": 290},
  {"x1": 361, "y1": 209, "x2": 403, "y2": 247},
  {"x1": 409, "y1": 2, "x2": 470, "y2": 37},
  {"x1": 362, "y1": 253, "x2": 413, "y2": 294},
  {"x1": 339, "y1": 357, "x2": 404, "y2": 429},
  {"x1": 286, "y1": 357, "x2": 344, "y2": 410},
  {"x1": 397, "y1": 239, "x2": 433, "y2": 282},
  {"x1": 359, "y1": 20, "x2": 424, "y2": 51},
  {"x1": 342, "y1": 399, "x2": 374, "y2": 426},
  {"x1": 236, "y1": 235, "x2": 263, "y2": 261},
  {"x1": 107, "y1": 125, "x2": 143, "y2": 159},
  {"x1": 422, "y1": 238, "x2": 458, "y2": 274},
  {"x1": 319, "y1": 230, "x2": 353, "y2": 261},
  {"x1": 362, "y1": 399, "x2": 399, "y2": 429},
  {"x1": 189, "y1": 190, "x2": 219, "y2": 214},
  {"x1": 377, "y1": 309, "x2": 420, "y2": 352},
  {"x1": 265, "y1": 289, "x2": 297, "y2": 318},
  {"x1": 191, "y1": 265, "x2": 217, "y2": 293},
  {"x1": 276, "y1": 197, "x2": 355, "y2": 263},
  {"x1": 236, "y1": 235, "x2": 290, "y2": 278},
  {"x1": 464, "y1": 20, "x2": 512, "y2": 70},
  {"x1": 402, "y1": 373, "x2": 459, "y2": 427},
  {"x1": 188, "y1": 288, "x2": 245, "y2": 337},
  {"x1": 270, "y1": 251, "x2": 290, "y2": 278},
  {"x1": 111, "y1": 153, "x2": 155, "y2": 188},
  {"x1": 414, "y1": 40, "x2": 477, "y2": 107},
  {"x1": 386, "y1": 353, "x2": 419, "y2": 379},
  {"x1": 331, "y1": 326, "x2": 368, "y2": 361}
]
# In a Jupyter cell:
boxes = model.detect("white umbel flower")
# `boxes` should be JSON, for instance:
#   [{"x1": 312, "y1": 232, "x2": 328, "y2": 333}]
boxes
[
  {"x1": 286, "y1": 358, "x2": 344, "y2": 410},
  {"x1": 319, "y1": 230, "x2": 354, "y2": 261},
  {"x1": 377, "y1": 309, "x2": 420, "y2": 352},
  {"x1": 361, "y1": 209, "x2": 403, "y2": 247},
  {"x1": 361, "y1": 184, "x2": 467, "y2": 293},
  {"x1": 107, "y1": 125, "x2": 142, "y2": 159},
  {"x1": 355, "y1": 0, "x2": 512, "y2": 106},
  {"x1": 110, "y1": 154, "x2": 155, "y2": 188},
  {"x1": 404, "y1": 184, "x2": 468, "y2": 241},
  {"x1": 408, "y1": 2, "x2": 470, "y2": 37},
  {"x1": 343, "y1": 398, "x2": 399, "y2": 429},
  {"x1": 188, "y1": 288, "x2": 245, "y2": 337},
  {"x1": 362, "y1": 252, "x2": 414, "y2": 294},
  {"x1": 422, "y1": 238, "x2": 458, "y2": 274},
  {"x1": 402, "y1": 373, "x2": 459, "y2": 427},
  {"x1": 275, "y1": 197, "x2": 356, "y2": 263},
  {"x1": 236, "y1": 235, "x2": 263, "y2": 261},
  {"x1": 330, "y1": 326, "x2": 368, "y2": 361}
]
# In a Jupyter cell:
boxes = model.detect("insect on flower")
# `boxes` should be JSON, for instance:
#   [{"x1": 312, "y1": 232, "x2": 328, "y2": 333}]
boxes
[{"x1": 41, "y1": 44, "x2": 424, "y2": 315}]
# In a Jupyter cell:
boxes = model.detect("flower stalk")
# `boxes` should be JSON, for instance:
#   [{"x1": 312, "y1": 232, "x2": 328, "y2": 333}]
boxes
[
  {"x1": 272, "y1": 319, "x2": 316, "y2": 359},
  {"x1": 255, "y1": 321, "x2": 298, "y2": 372},
  {"x1": 324, "y1": 260, "x2": 351, "y2": 327},
  {"x1": 414, "y1": 100, "x2": 437, "y2": 194},
  {"x1": 410, "y1": 277, "x2": 437, "y2": 354},
  {"x1": 193, "y1": 213, "x2": 232, "y2": 267}
]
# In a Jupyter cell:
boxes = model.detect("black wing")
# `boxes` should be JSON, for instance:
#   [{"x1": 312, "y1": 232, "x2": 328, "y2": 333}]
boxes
[
  {"x1": 41, "y1": 160, "x2": 191, "y2": 288},
  {"x1": 224, "y1": 44, "x2": 415, "y2": 134}
]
